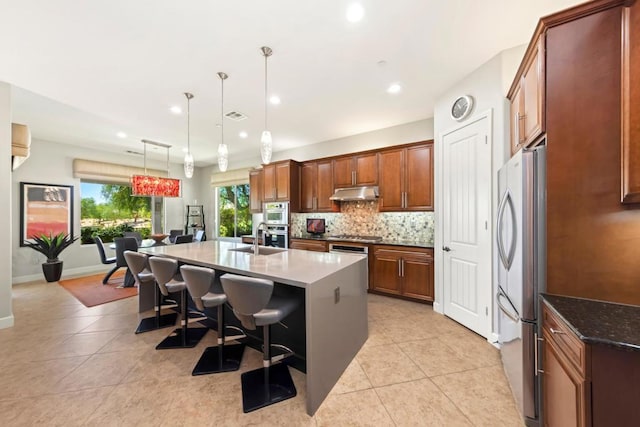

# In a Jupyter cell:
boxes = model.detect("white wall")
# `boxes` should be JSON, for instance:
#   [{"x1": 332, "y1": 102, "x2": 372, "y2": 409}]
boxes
[
  {"x1": 12, "y1": 138, "x2": 200, "y2": 283},
  {"x1": 432, "y1": 45, "x2": 526, "y2": 338},
  {"x1": 0, "y1": 82, "x2": 14, "y2": 328}
]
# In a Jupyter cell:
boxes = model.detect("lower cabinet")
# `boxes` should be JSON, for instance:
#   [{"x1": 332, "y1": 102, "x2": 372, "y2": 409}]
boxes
[
  {"x1": 371, "y1": 245, "x2": 433, "y2": 302},
  {"x1": 289, "y1": 238, "x2": 328, "y2": 252}
]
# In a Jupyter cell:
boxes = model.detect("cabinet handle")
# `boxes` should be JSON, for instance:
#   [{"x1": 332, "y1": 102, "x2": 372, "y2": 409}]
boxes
[
  {"x1": 401, "y1": 259, "x2": 405, "y2": 277},
  {"x1": 549, "y1": 327, "x2": 565, "y2": 335},
  {"x1": 398, "y1": 259, "x2": 402, "y2": 277},
  {"x1": 536, "y1": 335, "x2": 544, "y2": 374},
  {"x1": 404, "y1": 192, "x2": 407, "y2": 208},
  {"x1": 313, "y1": 197, "x2": 317, "y2": 210},
  {"x1": 352, "y1": 170, "x2": 356, "y2": 186}
]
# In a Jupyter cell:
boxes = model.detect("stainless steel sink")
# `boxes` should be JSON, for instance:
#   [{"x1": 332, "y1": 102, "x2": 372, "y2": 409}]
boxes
[{"x1": 229, "y1": 246, "x2": 287, "y2": 255}]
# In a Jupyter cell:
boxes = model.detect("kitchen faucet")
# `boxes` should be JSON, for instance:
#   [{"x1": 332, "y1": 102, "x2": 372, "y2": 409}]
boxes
[{"x1": 254, "y1": 222, "x2": 270, "y2": 255}]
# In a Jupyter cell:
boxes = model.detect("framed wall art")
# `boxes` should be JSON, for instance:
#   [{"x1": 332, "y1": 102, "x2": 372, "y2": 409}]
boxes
[{"x1": 20, "y1": 182, "x2": 74, "y2": 246}]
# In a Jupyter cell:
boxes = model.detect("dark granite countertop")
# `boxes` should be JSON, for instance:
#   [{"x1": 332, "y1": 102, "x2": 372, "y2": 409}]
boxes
[
  {"x1": 541, "y1": 294, "x2": 640, "y2": 352},
  {"x1": 290, "y1": 233, "x2": 433, "y2": 249}
]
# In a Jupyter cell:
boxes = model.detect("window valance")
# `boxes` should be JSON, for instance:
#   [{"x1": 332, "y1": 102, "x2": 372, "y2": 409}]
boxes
[
  {"x1": 72, "y1": 159, "x2": 167, "y2": 185},
  {"x1": 210, "y1": 167, "x2": 250, "y2": 187}
]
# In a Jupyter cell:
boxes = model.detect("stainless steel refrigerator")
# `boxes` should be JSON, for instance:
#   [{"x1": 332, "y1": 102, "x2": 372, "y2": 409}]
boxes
[{"x1": 496, "y1": 146, "x2": 546, "y2": 427}]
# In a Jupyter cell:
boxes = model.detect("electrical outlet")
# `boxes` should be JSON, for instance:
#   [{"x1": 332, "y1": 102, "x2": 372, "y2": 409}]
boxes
[{"x1": 334, "y1": 287, "x2": 340, "y2": 304}]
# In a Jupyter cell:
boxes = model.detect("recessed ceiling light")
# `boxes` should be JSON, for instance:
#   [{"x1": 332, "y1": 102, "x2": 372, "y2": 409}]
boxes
[
  {"x1": 270, "y1": 95, "x2": 281, "y2": 105},
  {"x1": 387, "y1": 83, "x2": 402, "y2": 94},
  {"x1": 116, "y1": 131, "x2": 127, "y2": 138},
  {"x1": 346, "y1": 3, "x2": 365, "y2": 23},
  {"x1": 170, "y1": 105, "x2": 182, "y2": 115},
  {"x1": 239, "y1": 131, "x2": 248, "y2": 138}
]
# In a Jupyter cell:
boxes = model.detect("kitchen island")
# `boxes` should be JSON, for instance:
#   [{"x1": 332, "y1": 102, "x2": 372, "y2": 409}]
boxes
[{"x1": 140, "y1": 240, "x2": 368, "y2": 416}]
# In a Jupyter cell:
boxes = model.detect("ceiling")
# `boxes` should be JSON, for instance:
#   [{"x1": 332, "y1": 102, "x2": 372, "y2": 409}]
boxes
[{"x1": 1, "y1": 0, "x2": 585, "y2": 168}]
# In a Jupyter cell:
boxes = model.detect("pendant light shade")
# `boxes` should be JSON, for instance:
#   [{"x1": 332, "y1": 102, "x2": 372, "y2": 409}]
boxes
[
  {"x1": 183, "y1": 92, "x2": 194, "y2": 178},
  {"x1": 260, "y1": 46, "x2": 273, "y2": 164},
  {"x1": 132, "y1": 139, "x2": 181, "y2": 198},
  {"x1": 217, "y1": 72, "x2": 229, "y2": 172}
]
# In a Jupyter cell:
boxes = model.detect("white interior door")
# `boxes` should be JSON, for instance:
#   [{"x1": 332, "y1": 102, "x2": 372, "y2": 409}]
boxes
[{"x1": 441, "y1": 115, "x2": 492, "y2": 338}]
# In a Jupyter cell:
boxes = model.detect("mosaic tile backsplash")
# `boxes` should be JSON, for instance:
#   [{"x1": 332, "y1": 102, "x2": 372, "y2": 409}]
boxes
[{"x1": 290, "y1": 200, "x2": 434, "y2": 245}]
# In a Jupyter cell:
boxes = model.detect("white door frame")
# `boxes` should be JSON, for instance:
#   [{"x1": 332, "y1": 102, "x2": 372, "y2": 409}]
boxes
[{"x1": 434, "y1": 109, "x2": 493, "y2": 339}]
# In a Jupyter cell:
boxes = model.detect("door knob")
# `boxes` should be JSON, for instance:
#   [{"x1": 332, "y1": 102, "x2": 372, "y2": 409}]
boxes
[{"x1": 443, "y1": 246, "x2": 451, "y2": 252}]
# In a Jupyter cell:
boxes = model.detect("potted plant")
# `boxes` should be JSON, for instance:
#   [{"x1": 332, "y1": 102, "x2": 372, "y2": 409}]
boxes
[{"x1": 24, "y1": 232, "x2": 79, "y2": 282}]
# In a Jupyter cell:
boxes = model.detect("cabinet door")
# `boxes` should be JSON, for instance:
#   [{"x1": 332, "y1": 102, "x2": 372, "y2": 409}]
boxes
[
  {"x1": 522, "y1": 37, "x2": 545, "y2": 146},
  {"x1": 542, "y1": 333, "x2": 589, "y2": 427},
  {"x1": 405, "y1": 144, "x2": 433, "y2": 211},
  {"x1": 333, "y1": 156, "x2": 354, "y2": 188},
  {"x1": 354, "y1": 153, "x2": 378, "y2": 186},
  {"x1": 263, "y1": 164, "x2": 276, "y2": 202},
  {"x1": 300, "y1": 162, "x2": 316, "y2": 212},
  {"x1": 510, "y1": 82, "x2": 524, "y2": 155},
  {"x1": 372, "y1": 249, "x2": 402, "y2": 295},
  {"x1": 275, "y1": 162, "x2": 290, "y2": 201},
  {"x1": 378, "y1": 149, "x2": 404, "y2": 211},
  {"x1": 316, "y1": 160, "x2": 336, "y2": 212},
  {"x1": 621, "y1": 1, "x2": 640, "y2": 203},
  {"x1": 249, "y1": 169, "x2": 263, "y2": 213},
  {"x1": 401, "y1": 250, "x2": 433, "y2": 301}
]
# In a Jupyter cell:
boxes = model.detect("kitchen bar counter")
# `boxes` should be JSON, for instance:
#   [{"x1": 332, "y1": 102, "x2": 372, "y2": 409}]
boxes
[
  {"x1": 541, "y1": 294, "x2": 640, "y2": 351},
  {"x1": 140, "y1": 240, "x2": 368, "y2": 415},
  {"x1": 291, "y1": 233, "x2": 434, "y2": 248}
]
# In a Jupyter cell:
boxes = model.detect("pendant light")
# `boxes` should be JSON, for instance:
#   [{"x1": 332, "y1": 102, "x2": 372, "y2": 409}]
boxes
[
  {"x1": 217, "y1": 72, "x2": 229, "y2": 172},
  {"x1": 260, "y1": 46, "x2": 273, "y2": 164},
  {"x1": 183, "y1": 92, "x2": 194, "y2": 178}
]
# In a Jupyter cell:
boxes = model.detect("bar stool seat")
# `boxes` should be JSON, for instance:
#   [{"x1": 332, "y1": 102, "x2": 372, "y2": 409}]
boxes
[
  {"x1": 148, "y1": 257, "x2": 208, "y2": 349},
  {"x1": 181, "y1": 265, "x2": 246, "y2": 375},
  {"x1": 124, "y1": 251, "x2": 178, "y2": 334},
  {"x1": 221, "y1": 273, "x2": 299, "y2": 413}
]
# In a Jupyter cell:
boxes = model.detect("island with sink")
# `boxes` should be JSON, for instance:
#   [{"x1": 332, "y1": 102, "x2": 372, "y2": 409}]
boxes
[{"x1": 139, "y1": 240, "x2": 368, "y2": 416}]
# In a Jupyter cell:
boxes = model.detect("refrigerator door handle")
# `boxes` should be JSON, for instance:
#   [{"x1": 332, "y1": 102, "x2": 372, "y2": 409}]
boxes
[
  {"x1": 497, "y1": 285, "x2": 520, "y2": 323},
  {"x1": 497, "y1": 190, "x2": 515, "y2": 270},
  {"x1": 496, "y1": 191, "x2": 508, "y2": 268},
  {"x1": 504, "y1": 191, "x2": 517, "y2": 270}
]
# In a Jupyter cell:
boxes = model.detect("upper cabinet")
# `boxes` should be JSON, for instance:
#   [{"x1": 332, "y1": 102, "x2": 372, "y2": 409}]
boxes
[
  {"x1": 333, "y1": 153, "x2": 378, "y2": 188},
  {"x1": 622, "y1": 0, "x2": 640, "y2": 203},
  {"x1": 249, "y1": 169, "x2": 263, "y2": 213},
  {"x1": 378, "y1": 141, "x2": 434, "y2": 212},
  {"x1": 301, "y1": 160, "x2": 339, "y2": 212},
  {"x1": 508, "y1": 34, "x2": 545, "y2": 155},
  {"x1": 262, "y1": 160, "x2": 301, "y2": 212}
]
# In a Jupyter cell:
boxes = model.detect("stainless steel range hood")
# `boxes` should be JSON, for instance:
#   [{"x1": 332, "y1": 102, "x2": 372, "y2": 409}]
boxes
[{"x1": 329, "y1": 186, "x2": 379, "y2": 201}]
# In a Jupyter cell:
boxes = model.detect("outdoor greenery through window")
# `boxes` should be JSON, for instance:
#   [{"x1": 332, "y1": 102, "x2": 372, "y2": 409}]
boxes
[
  {"x1": 218, "y1": 184, "x2": 252, "y2": 238},
  {"x1": 80, "y1": 182, "x2": 152, "y2": 244}
]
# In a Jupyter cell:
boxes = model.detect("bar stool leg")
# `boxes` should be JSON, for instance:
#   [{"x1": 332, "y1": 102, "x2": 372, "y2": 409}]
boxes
[
  {"x1": 156, "y1": 289, "x2": 207, "y2": 349},
  {"x1": 135, "y1": 283, "x2": 178, "y2": 334}
]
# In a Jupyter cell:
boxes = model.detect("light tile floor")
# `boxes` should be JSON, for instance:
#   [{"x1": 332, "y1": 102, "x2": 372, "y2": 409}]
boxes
[{"x1": 0, "y1": 279, "x2": 524, "y2": 426}]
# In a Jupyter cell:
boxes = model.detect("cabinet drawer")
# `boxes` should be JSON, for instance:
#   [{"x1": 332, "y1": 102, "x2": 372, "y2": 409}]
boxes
[
  {"x1": 290, "y1": 239, "x2": 328, "y2": 252},
  {"x1": 542, "y1": 303, "x2": 587, "y2": 376}
]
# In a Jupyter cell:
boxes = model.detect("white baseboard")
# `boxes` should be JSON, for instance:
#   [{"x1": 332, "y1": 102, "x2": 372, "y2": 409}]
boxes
[
  {"x1": 490, "y1": 332, "x2": 500, "y2": 348},
  {"x1": 0, "y1": 314, "x2": 15, "y2": 329},
  {"x1": 432, "y1": 301, "x2": 443, "y2": 314},
  {"x1": 12, "y1": 264, "x2": 108, "y2": 285}
]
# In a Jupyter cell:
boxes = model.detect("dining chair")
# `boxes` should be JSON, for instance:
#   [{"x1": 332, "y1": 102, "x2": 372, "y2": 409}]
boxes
[
  {"x1": 114, "y1": 237, "x2": 139, "y2": 287},
  {"x1": 95, "y1": 236, "x2": 118, "y2": 284},
  {"x1": 175, "y1": 234, "x2": 194, "y2": 244},
  {"x1": 123, "y1": 231, "x2": 142, "y2": 245},
  {"x1": 168, "y1": 229, "x2": 183, "y2": 244}
]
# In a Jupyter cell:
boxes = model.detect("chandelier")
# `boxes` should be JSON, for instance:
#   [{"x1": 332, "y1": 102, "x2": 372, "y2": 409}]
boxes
[
  {"x1": 217, "y1": 72, "x2": 229, "y2": 172},
  {"x1": 260, "y1": 46, "x2": 273, "y2": 164},
  {"x1": 131, "y1": 139, "x2": 181, "y2": 197},
  {"x1": 183, "y1": 92, "x2": 194, "y2": 179}
]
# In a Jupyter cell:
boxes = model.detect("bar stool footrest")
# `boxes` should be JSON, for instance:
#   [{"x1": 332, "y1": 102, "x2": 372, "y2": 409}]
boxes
[
  {"x1": 135, "y1": 312, "x2": 178, "y2": 334},
  {"x1": 240, "y1": 363, "x2": 296, "y2": 413}
]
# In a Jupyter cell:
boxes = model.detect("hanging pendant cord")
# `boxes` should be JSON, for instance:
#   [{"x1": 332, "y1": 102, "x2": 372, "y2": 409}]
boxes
[
  {"x1": 187, "y1": 96, "x2": 190, "y2": 154},
  {"x1": 221, "y1": 75, "x2": 224, "y2": 146},
  {"x1": 143, "y1": 141, "x2": 147, "y2": 175},
  {"x1": 264, "y1": 53, "x2": 268, "y2": 130}
]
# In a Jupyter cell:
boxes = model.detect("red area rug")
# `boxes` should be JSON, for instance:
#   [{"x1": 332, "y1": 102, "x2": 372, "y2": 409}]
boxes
[{"x1": 58, "y1": 270, "x2": 137, "y2": 307}]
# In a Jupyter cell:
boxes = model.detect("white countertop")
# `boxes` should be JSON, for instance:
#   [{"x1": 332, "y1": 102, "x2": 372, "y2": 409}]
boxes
[{"x1": 139, "y1": 240, "x2": 365, "y2": 288}]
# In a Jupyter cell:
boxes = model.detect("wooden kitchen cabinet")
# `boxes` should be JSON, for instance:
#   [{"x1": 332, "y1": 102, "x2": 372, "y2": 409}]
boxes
[
  {"x1": 289, "y1": 238, "x2": 328, "y2": 252},
  {"x1": 378, "y1": 141, "x2": 433, "y2": 212},
  {"x1": 508, "y1": 35, "x2": 545, "y2": 155},
  {"x1": 371, "y1": 245, "x2": 433, "y2": 302},
  {"x1": 262, "y1": 160, "x2": 301, "y2": 212},
  {"x1": 249, "y1": 169, "x2": 263, "y2": 213},
  {"x1": 621, "y1": 0, "x2": 640, "y2": 203},
  {"x1": 541, "y1": 303, "x2": 590, "y2": 427},
  {"x1": 333, "y1": 153, "x2": 378, "y2": 188},
  {"x1": 301, "y1": 160, "x2": 338, "y2": 212}
]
